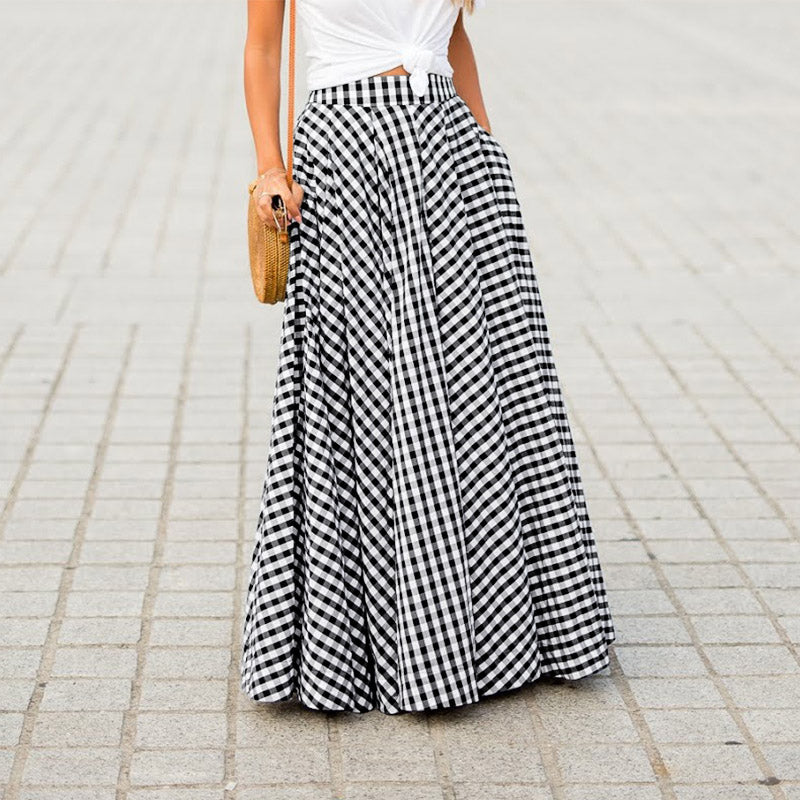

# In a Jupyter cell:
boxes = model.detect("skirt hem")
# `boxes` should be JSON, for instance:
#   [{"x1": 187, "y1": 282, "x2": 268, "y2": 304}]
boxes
[{"x1": 241, "y1": 639, "x2": 615, "y2": 716}]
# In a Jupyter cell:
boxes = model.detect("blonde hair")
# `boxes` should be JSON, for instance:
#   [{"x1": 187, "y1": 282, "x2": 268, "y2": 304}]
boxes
[{"x1": 453, "y1": 0, "x2": 476, "y2": 12}]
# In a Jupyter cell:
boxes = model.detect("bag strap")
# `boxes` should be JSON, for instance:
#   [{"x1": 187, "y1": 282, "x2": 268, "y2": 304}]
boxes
[{"x1": 285, "y1": 0, "x2": 296, "y2": 189}]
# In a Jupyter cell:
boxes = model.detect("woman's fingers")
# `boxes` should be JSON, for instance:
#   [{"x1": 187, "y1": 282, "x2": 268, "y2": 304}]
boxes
[
  {"x1": 253, "y1": 173, "x2": 305, "y2": 227},
  {"x1": 281, "y1": 183, "x2": 303, "y2": 222},
  {"x1": 256, "y1": 200, "x2": 281, "y2": 229},
  {"x1": 255, "y1": 185, "x2": 280, "y2": 229},
  {"x1": 255, "y1": 191, "x2": 276, "y2": 226},
  {"x1": 254, "y1": 170, "x2": 286, "y2": 228}
]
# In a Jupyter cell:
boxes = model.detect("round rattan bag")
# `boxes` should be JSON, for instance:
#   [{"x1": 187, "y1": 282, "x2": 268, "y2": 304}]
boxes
[{"x1": 247, "y1": 184, "x2": 290, "y2": 304}]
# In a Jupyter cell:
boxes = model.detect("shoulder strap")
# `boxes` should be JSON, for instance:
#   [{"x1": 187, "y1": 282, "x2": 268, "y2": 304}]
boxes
[{"x1": 286, "y1": 0, "x2": 296, "y2": 189}]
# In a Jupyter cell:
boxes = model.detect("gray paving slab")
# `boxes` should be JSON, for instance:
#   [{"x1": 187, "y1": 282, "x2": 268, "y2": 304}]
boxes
[{"x1": 1, "y1": 0, "x2": 799, "y2": 797}]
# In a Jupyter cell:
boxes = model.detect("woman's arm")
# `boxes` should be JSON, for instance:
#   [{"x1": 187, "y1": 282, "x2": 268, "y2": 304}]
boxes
[
  {"x1": 244, "y1": 0, "x2": 303, "y2": 224},
  {"x1": 448, "y1": 11, "x2": 492, "y2": 134},
  {"x1": 244, "y1": 0, "x2": 286, "y2": 175}
]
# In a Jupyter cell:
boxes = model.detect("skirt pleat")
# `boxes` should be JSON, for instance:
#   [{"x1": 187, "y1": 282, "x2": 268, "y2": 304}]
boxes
[{"x1": 241, "y1": 74, "x2": 616, "y2": 715}]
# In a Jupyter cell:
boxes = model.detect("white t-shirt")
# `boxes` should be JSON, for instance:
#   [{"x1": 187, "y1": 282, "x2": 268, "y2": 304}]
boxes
[{"x1": 297, "y1": 0, "x2": 486, "y2": 97}]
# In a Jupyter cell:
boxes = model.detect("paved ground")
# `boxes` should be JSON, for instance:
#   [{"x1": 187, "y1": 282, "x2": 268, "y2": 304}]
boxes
[{"x1": 1, "y1": 0, "x2": 799, "y2": 798}]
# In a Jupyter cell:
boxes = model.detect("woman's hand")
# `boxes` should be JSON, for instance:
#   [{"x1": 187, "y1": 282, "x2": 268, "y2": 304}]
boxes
[{"x1": 255, "y1": 167, "x2": 305, "y2": 228}]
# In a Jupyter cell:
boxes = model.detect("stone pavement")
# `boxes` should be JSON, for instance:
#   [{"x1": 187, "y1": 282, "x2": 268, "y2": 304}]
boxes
[{"x1": 1, "y1": 0, "x2": 799, "y2": 797}]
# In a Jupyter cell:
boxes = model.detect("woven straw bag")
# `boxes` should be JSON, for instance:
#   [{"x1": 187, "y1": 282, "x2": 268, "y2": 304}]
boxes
[{"x1": 247, "y1": 0, "x2": 297, "y2": 304}]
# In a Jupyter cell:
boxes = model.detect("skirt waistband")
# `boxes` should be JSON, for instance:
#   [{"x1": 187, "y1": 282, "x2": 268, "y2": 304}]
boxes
[{"x1": 307, "y1": 73, "x2": 457, "y2": 106}]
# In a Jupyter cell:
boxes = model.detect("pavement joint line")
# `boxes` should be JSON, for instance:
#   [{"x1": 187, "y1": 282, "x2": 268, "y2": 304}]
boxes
[
  {"x1": 523, "y1": 79, "x2": 658, "y2": 279},
  {"x1": 223, "y1": 322, "x2": 251, "y2": 800},
  {"x1": 2, "y1": 323, "x2": 138, "y2": 799},
  {"x1": 0, "y1": 325, "x2": 81, "y2": 541},
  {"x1": 693, "y1": 322, "x2": 800, "y2": 460},
  {"x1": 638, "y1": 325, "x2": 800, "y2": 666},
  {"x1": 113, "y1": 311, "x2": 199, "y2": 800},
  {"x1": 513, "y1": 30, "x2": 704, "y2": 281},
  {"x1": 584, "y1": 325, "x2": 791, "y2": 798},
  {"x1": 427, "y1": 712, "x2": 457, "y2": 800},
  {"x1": 53, "y1": 18, "x2": 181, "y2": 280},
  {"x1": 696, "y1": 274, "x2": 800, "y2": 386},
  {"x1": 522, "y1": 689, "x2": 567, "y2": 800},
  {"x1": 326, "y1": 711, "x2": 346, "y2": 800},
  {"x1": 0, "y1": 322, "x2": 24, "y2": 383},
  {"x1": 54, "y1": 281, "x2": 78, "y2": 325},
  {"x1": 150, "y1": 22, "x2": 215, "y2": 273},
  {"x1": 653, "y1": 107, "x2": 767, "y2": 275},
  {"x1": 101, "y1": 20, "x2": 198, "y2": 276},
  {"x1": 512, "y1": 96, "x2": 632, "y2": 287},
  {"x1": 607, "y1": 650, "x2": 676, "y2": 800},
  {"x1": 0, "y1": 30, "x2": 94, "y2": 204},
  {"x1": 508, "y1": 122, "x2": 610, "y2": 319},
  {"x1": 629, "y1": 1, "x2": 800, "y2": 95},
  {"x1": 640, "y1": 320, "x2": 800, "y2": 558},
  {"x1": 522, "y1": 23, "x2": 780, "y2": 283},
  {"x1": 112, "y1": 52, "x2": 230, "y2": 796},
  {"x1": 615, "y1": 9, "x2": 800, "y2": 276},
  {"x1": 0, "y1": 13, "x2": 151, "y2": 278},
  {"x1": 685, "y1": 67, "x2": 800, "y2": 241},
  {"x1": 567, "y1": 343, "x2": 678, "y2": 799},
  {"x1": 738, "y1": 317, "x2": 800, "y2": 382},
  {"x1": 4, "y1": 0, "x2": 141, "y2": 128}
]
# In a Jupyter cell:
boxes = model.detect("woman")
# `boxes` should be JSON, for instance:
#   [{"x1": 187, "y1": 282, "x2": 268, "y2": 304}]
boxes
[{"x1": 241, "y1": 0, "x2": 616, "y2": 716}]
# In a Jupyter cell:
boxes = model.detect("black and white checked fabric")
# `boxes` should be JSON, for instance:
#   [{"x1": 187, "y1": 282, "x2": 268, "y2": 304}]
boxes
[{"x1": 241, "y1": 73, "x2": 616, "y2": 715}]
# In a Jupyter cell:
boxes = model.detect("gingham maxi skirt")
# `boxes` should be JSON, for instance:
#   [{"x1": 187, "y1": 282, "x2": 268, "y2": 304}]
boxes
[{"x1": 241, "y1": 73, "x2": 616, "y2": 715}]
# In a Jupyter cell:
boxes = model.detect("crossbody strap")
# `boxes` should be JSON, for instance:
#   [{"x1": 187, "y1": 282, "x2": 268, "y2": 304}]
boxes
[{"x1": 285, "y1": 0, "x2": 296, "y2": 189}]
